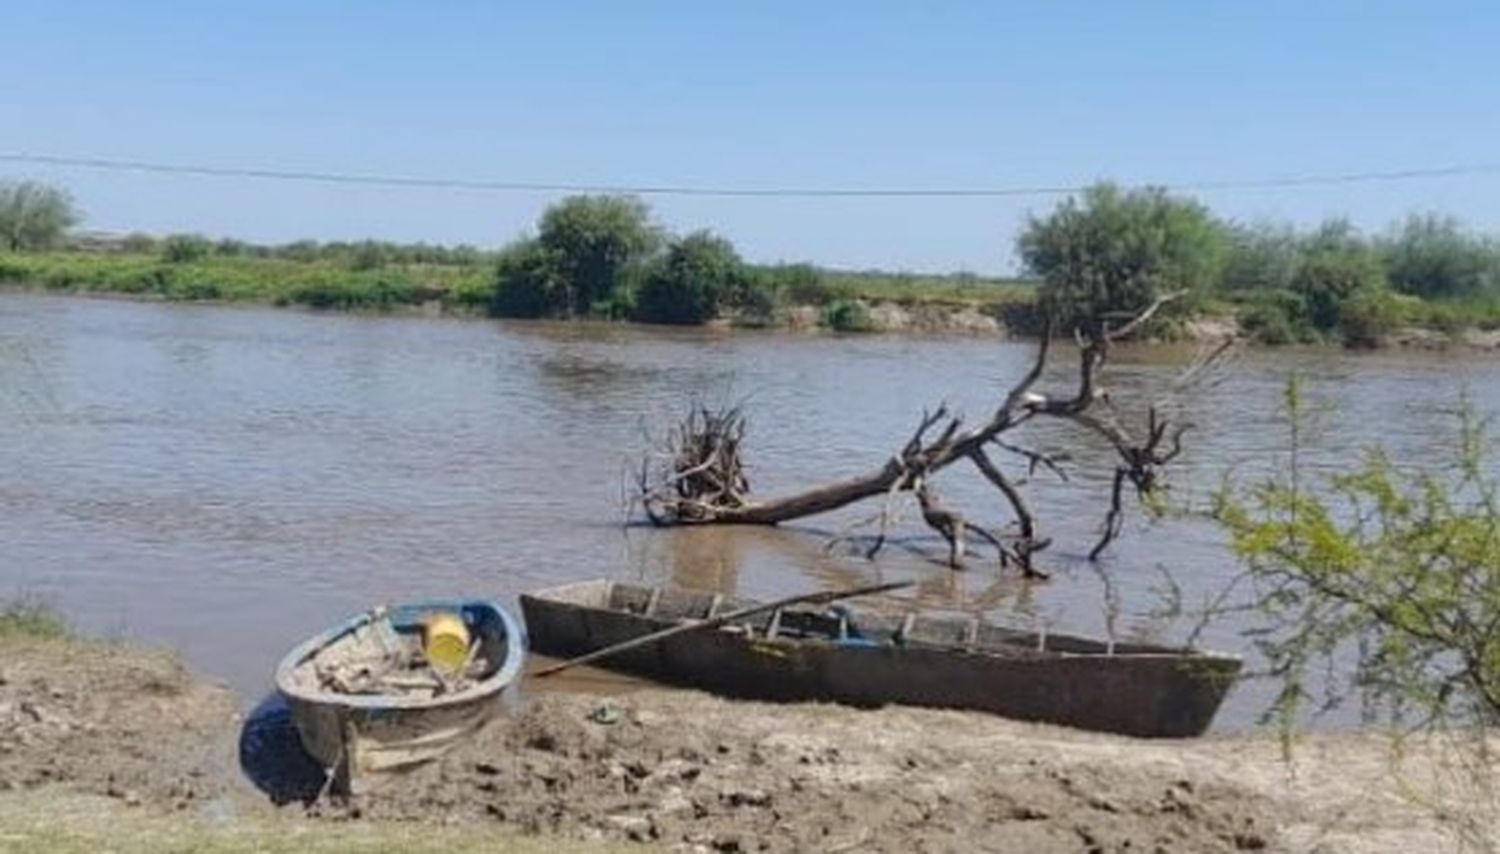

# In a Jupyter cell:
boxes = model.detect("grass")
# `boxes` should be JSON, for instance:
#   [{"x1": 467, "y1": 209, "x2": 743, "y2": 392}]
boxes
[
  {"x1": 0, "y1": 791, "x2": 627, "y2": 854},
  {"x1": 1397, "y1": 294, "x2": 1500, "y2": 332},
  {"x1": 0, "y1": 597, "x2": 68, "y2": 640},
  {"x1": 0, "y1": 252, "x2": 493, "y2": 313}
]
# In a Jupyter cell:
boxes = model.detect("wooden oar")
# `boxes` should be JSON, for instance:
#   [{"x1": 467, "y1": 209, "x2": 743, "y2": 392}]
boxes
[{"x1": 530, "y1": 580, "x2": 913, "y2": 678}]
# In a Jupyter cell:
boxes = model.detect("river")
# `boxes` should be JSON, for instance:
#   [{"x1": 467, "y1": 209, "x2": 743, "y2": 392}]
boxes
[{"x1": 1, "y1": 293, "x2": 1496, "y2": 730}]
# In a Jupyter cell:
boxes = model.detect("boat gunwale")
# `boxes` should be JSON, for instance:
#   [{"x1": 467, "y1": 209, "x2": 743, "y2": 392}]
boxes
[
  {"x1": 274, "y1": 599, "x2": 527, "y2": 711},
  {"x1": 521, "y1": 580, "x2": 1242, "y2": 665}
]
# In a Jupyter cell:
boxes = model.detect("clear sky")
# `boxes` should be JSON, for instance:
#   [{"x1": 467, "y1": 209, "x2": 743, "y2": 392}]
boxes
[{"x1": 3, "y1": 1, "x2": 1498, "y2": 273}]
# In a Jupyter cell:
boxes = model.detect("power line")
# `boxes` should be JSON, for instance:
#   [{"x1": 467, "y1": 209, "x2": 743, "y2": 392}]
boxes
[{"x1": 3, "y1": 151, "x2": 1499, "y2": 199}]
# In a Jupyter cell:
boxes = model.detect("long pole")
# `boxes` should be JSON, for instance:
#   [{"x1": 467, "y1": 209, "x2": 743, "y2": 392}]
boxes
[{"x1": 530, "y1": 580, "x2": 913, "y2": 678}]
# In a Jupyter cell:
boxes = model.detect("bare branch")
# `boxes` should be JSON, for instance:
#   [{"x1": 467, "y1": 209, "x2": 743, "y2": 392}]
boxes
[
  {"x1": 991, "y1": 440, "x2": 1072, "y2": 482},
  {"x1": 635, "y1": 295, "x2": 1203, "y2": 574},
  {"x1": 1090, "y1": 468, "x2": 1129, "y2": 561},
  {"x1": 1103, "y1": 290, "x2": 1187, "y2": 342}
]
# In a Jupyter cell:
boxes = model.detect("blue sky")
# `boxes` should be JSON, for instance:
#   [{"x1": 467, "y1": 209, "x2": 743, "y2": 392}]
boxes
[{"x1": 2, "y1": 1, "x2": 1498, "y2": 272}]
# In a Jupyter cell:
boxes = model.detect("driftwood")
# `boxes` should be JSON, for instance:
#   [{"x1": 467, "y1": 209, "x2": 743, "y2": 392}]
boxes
[{"x1": 638, "y1": 295, "x2": 1235, "y2": 578}]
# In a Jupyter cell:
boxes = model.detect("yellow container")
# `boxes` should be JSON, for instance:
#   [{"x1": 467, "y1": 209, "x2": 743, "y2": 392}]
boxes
[{"x1": 422, "y1": 611, "x2": 471, "y2": 675}]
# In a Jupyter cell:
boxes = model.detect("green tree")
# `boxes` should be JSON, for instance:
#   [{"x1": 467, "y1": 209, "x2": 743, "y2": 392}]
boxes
[
  {"x1": 491, "y1": 239, "x2": 562, "y2": 318},
  {"x1": 1018, "y1": 183, "x2": 1225, "y2": 333},
  {"x1": 0, "y1": 181, "x2": 79, "y2": 252},
  {"x1": 1382, "y1": 214, "x2": 1499, "y2": 301},
  {"x1": 633, "y1": 231, "x2": 749, "y2": 325},
  {"x1": 536, "y1": 195, "x2": 660, "y2": 316}
]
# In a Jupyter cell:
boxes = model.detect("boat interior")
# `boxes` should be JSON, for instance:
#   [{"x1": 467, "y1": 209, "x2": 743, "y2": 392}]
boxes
[
  {"x1": 539, "y1": 579, "x2": 1197, "y2": 658},
  {"x1": 284, "y1": 602, "x2": 512, "y2": 699}
]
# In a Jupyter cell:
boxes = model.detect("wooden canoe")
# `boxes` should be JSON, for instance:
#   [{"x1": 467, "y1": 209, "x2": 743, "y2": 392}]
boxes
[
  {"x1": 521, "y1": 579, "x2": 1240, "y2": 738},
  {"x1": 275, "y1": 600, "x2": 525, "y2": 794}
]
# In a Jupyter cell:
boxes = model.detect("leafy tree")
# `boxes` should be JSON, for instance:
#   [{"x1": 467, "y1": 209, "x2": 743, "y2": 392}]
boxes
[
  {"x1": 1018, "y1": 183, "x2": 1225, "y2": 333},
  {"x1": 633, "y1": 231, "x2": 749, "y2": 325},
  {"x1": 491, "y1": 239, "x2": 562, "y2": 318},
  {"x1": 536, "y1": 195, "x2": 660, "y2": 316},
  {"x1": 0, "y1": 181, "x2": 79, "y2": 252},
  {"x1": 1382, "y1": 214, "x2": 1499, "y2": 300}
]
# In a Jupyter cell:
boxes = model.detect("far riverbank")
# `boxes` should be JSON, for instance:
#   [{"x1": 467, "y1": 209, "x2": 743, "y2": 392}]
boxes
[{"x1": 11, "y1": 271, "x2": 1500, "y2": 360}]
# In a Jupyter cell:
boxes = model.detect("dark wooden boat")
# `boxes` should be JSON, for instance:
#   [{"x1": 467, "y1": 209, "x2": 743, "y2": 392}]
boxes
[
  {"x1": 275, "y1": 600, "x2": 525, "y2": 793},
  {"x1": 521, "y1": 579, "x2": 1240, "y2": 738}
]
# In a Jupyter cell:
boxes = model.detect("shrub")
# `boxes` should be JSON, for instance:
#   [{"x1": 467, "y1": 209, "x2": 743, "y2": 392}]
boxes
[
  {"x1": 491, "y1": 239, "x2": 561, "y2": 318},
  {"x1": 1337, "y1": 288, "x2": 1402, "y2": 348},
  {"x1": 820, "y1": 299, "x2": 874, "y2": 332},
  {"x1": 214, "y1": 238, "x2": 248, "y2": 257},
  {"x1": 1216, "y1": 381, "x2": 1500, "y2": 736},
  {"x1": 757, "y1": 263, "x2": 850, "y2": 305},
  {"x1": 1291, "y1": 221, "x2": 1387, "y2": 332},
  {"x1": 287, "y1": 275, "x2": 415, "y2": 310},
  {"x1": 350, "y1": 240, "x2": 389, "y2": 271},
  {"x1": 1220, "y1": 223, "x2": 1300, "y2": 293},
  {"x1": 443, "y1": 272, "x2": 495, "y2": 313},
  {"x1": 633, "y1": 231, "x2": 749, "y2": 325},
  {"x1": 161, "y1": 233, "x2": 213, "y2": 264},
  {"x1": 1382, "y1": 214, "x2": 1499, "y2": 300},
  {"x1": 121, "y1": 232, "x2": 158, "y2": 254}
]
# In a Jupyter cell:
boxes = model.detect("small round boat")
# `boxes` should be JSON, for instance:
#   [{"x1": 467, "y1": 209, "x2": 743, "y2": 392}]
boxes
[{"x1": 275, "y1": 600, "x2": 525, "y2": 794}]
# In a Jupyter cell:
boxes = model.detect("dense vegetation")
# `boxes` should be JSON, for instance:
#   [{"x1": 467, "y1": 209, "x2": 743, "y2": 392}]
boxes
[
  {"x1": 5, "y1": 178, "x2": 1500, "y2": 343},
  {"x1": 1020, "y1": 183, "x2": 1500, "y2": 344},
  {"x1": 488, "y1": 195, "x2": 1028, "y2": 329}
]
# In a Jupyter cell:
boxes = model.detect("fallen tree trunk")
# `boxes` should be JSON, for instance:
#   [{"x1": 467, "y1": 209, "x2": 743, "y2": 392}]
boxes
[{"x1": 638, "y1": 295, "x2": 1234, "y2": 578}]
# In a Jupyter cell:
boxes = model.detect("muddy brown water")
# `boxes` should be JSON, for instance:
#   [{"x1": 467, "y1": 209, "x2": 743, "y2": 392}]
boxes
[{"x1": 2, "y1": 293, "x2": 1497, "y2": 731}]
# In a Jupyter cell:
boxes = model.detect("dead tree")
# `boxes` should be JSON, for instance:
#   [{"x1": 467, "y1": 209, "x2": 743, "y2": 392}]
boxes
[{"x1": 637, "y1": 295, "x2": 1232, "y2": 578}]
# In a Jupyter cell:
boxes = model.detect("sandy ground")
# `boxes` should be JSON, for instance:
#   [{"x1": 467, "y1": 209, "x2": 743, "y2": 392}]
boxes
[{"x1": 0, "y1": 635, "x2": 1494, "y2": 852}]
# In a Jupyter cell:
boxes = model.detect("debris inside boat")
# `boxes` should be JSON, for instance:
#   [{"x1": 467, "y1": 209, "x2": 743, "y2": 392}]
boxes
[{"x1": 308, "y1": 607, "x2": 485, "y2": 697}]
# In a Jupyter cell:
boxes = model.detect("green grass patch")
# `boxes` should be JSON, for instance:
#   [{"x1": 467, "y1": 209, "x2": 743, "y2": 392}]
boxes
[
  {"x1": 0, "y1": 252, "x2": 489, "y2": 313},
  {"x1": 0, "y1": 597, "x2": 68, "y2": 640}
]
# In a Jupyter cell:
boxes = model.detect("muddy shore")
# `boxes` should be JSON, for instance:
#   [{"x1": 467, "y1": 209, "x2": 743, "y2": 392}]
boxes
[{"x1": 2, "y1": 634, "x2": 1495, "y2": 852}]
